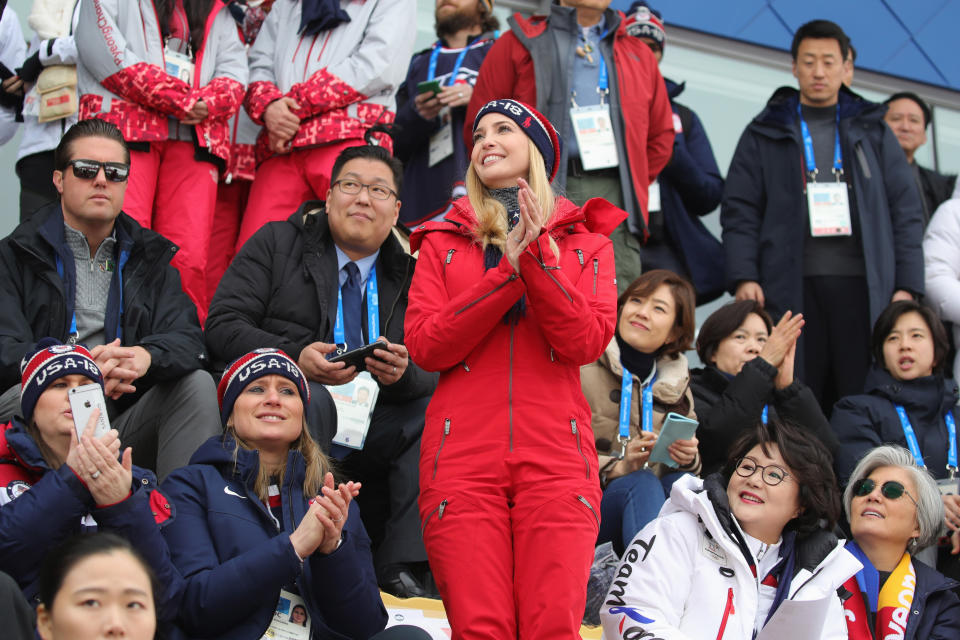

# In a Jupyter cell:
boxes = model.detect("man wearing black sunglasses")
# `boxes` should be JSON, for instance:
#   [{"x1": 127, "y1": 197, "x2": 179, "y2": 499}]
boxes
[{"x1": 0, "y1": 119, "x2": 221, "y2": 481}]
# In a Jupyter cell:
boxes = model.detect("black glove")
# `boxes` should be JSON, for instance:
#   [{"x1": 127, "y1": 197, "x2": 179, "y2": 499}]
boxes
[{"x1": 18, "y1": 50, "x2": 43, "y2": 84}]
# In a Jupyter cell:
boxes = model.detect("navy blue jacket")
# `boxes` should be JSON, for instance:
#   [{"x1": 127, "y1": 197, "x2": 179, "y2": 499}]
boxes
[
  {"x1": 393, "y1": 33, "x2": 497, "y2": 227},
  {"x1": 160, "y1": 434, "x2": 387, "y2": 640},
  {"x1": 0, "y1": 420, "x2": 180, "y2": 615},
  {"x1": 0, "y1": 202, "x2": 208, "y2": 406},
  {"x1": 658, "y1": 79, "x2": 725, "y2": 304},
  {"x1": 905, "y1": 559, "x2": 960, "y2": 639},
  {"x1": 721, "y1": 87, "x2": 924, "y2": 327},
  {"x1": 832, "y1": 367, "x2": 959, "y2": 486}
]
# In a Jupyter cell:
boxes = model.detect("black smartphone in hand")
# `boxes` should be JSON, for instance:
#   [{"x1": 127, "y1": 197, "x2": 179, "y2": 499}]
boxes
[{"x1": 327, "y1": 340, "x2": 388, "y2": 373}]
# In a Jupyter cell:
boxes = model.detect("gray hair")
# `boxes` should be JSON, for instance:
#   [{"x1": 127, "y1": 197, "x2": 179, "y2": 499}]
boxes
[{"x1": 843, "y1": 445, "x2": 945, "y2": 552}]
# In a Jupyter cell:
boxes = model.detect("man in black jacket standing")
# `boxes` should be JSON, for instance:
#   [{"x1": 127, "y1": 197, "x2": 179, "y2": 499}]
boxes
[
  {"x1": 206, "y1": 144, "x2": 438, "y2": 599},
  {"x1": 0, "y1": 119, "x2": 221, "y2": 481},
  {"x1": 721, "y1": 20, "x2": 924, "y2": 413}
]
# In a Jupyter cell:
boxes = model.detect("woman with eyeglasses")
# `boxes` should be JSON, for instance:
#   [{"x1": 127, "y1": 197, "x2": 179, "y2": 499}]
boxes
[
  {"x1": 600, "y1": 417, "x2": 860, "y2": 640},
  {"x1": 691, "y1": 300, "x2": 837, "y2": 478},
  {"x1": 832, "y1": 301, "x2": 960, "y2": 566},
  {"x1": 841, "y1": 445, "x2": 960, "y2": 638}
]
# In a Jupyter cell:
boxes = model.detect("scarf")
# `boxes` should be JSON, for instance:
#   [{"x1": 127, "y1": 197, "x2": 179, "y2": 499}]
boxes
[
  {"x1": 842, "y1": 540, "x2": 916, "y2": 640},
  {"x1": 298, "y1": 0, "x2": 350, "y2": 37},
  {"x1": 484, "y1": 187, "x2": 525, "y2": 323},
  {"x1": 615, "y1": 333, "x2": 655, "y2": 380}
]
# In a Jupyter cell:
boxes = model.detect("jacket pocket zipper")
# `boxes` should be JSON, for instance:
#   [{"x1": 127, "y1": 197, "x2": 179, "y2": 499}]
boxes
[
  {"x1": 716, "y1": 587, "x2": 735, "y2": 640},
  {"x1": 444, "y1": 249, "x2": 456, "y2": 274},
  {"x1": 571, "y1": 419, "x2": 590, "y2": 479},
  {"x1": 432, "y1": 419, "x2": 451, "y2": 480},
  {"x1": 420, "y1": 498, "x2": 447, "y2": 537},
  {"x1": 455, "y1": 274, "x2": 518, "y2": 315},
  {"x1": 592, "y1": 258, "x2": 599, "y2": 296},
  {"x1": 577, "y1": 494, "x2": 600, "y2": 528},
  {"x1": 575, "y1": 248, "x2": 584, "y2": 266}
]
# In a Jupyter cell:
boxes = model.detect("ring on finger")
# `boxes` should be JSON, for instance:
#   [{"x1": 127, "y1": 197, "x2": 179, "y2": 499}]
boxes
[
  {"x1": 91, "y1": 470, "x2": 102, "y2": 480},
  {"x1": 393, "y1": 366, "x2": 397, "y2": 375}
]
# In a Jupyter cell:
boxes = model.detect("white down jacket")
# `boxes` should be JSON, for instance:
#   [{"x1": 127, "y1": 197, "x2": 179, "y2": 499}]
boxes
[
  {"x1": 600, "y1": 474, "x2": 861, "y2": 640},
  {"x1": 923, "y1": 180, "x2": 960, "y2": 381}
]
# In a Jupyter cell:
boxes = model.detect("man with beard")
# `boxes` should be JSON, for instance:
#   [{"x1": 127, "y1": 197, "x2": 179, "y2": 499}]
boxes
[{"x1": 393, "y1": 0, "x2": 499, "y2": 227}]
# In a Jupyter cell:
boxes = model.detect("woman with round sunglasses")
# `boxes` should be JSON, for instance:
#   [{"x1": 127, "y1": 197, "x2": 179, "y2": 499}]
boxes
[
  {"x1": 691, "y1": 300, "x2": 837, "y2": 478},
  {"x1": 832, "y1": 301, "x2": 960, "y2": 564},
  {"x1": 580, "y1": 269, "x2": 699, "y2": 557},
  {"x1": 841, "y1": 445, "x2": 960, "y2": 638},
  {"x1": 600, "y1": 417, "x2": 860, "y2": 640}
]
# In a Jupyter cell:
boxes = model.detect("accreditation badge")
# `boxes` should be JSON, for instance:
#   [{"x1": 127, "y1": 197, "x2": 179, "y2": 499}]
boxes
[
  {"x1": 938, "y1": 477, "x2": 958, "y2": 498},
  {"x1": 330, "y1": 372, "x2": 380, "y2": 451},
  {"x1": 648, "y1": 180, "x2": 661, "y2": 213},
  {"x1": 806, "y1": 181, "x2": 852, "y2": 237},
  {"x1": 164, "y1": 47, "x2": 195, "y2": 85},
  {"x1": 569, "y1": 103, "x2": 619, "y2": 171},
  {"x1": 428, "y1": 109, "x2": 454, "y2": 167},
  {"x1": 261, "y1": 589, "x2": 311, "y2": 639}
]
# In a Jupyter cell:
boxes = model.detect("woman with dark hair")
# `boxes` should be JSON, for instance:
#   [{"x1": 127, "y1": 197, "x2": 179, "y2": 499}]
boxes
[
  {"x1": 833, "y1": 300, "x2": 960, "y2": 570},
  {"x1": 841, "y1": 445, "x2": 960, "y2": 638},
  {"x1": 36, "y1": 533, "x2": 159, "y2": 640},
  {"x1": 692, "y1": 300, "x2": 837, "y2": 477},
  {"x1": 76, "y1": 0, "x2": 247, "y2": 319},
  {"x1": 600, "y1": 417, "x2": 860, "y2": 639},
  {"x1": 0, "y1": 339, "x2": 179, "y2": 616},
  {"x1": 581, "y1": 269, "x2": 699, "y2": 555}
]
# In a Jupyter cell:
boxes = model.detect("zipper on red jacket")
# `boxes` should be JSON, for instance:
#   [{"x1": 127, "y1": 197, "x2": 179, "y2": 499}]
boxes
[
  {"x1": 571, "y1": 419, "x2": 590, "y2": 479},
  {"x1": 577, "y1": 494, "x2": 600, "y2": 527},
  {"x1": 716, "y1": 587, "x2": 734, "y2": 640},
  {"x1": 444, "y1": 249, "x2": 456, "y2": 274},
  {"x1": 508, "y1": 324, "x2": 515, "y2": 451},
  {"x1": 431, "y1": 419, "x2": 451, "y2": 480},
  {"x1": 574, "y1": 248, "x2": 584, "y2": 266},
  {"x1": 592, "y1": 258, "x2": 599, "y2": 296},
  {"x1": 420, "y1": 498, "x2": 447, "y2": 537},
  {"x1": 454, "y1": 273, "x2": 518, "y2": 315}
]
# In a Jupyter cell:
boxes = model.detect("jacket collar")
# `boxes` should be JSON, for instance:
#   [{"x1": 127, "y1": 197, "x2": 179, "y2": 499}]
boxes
[
  {"x1": 600, "y1": 340, "x2": 690, "y2": 405},
  {"x1": 864, "y1": 366, "x2": 959, "y2": 419},
  {"x1": 751, "y1": 85, "x2": 885, "y2": 136},
  {"x1": 189, "y1": 433, "x2": 306, "y2": 492},
  {"x1": 665, "y1": 78, "x2": 685, "y2": 100}
]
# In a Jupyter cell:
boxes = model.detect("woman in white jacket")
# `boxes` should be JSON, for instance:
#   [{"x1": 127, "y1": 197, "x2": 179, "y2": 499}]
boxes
[
  {"x1": 923, "y1": 179, "x2": 960, "y2": 381},
  {"x1": 600, "y1": 417, "x2": 861, "y2": 640}
]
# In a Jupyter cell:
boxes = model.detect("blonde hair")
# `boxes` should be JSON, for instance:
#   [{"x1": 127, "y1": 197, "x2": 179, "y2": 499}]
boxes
[
  {"x1": 25, "y1": 420, "x2": 64, "y2": 470},
  {"x1": 226, "y1": 418, "x2": 331, "y2": 503},
  {"x1": 466, "y1": 137, "x2": 558, "y2": 257}
]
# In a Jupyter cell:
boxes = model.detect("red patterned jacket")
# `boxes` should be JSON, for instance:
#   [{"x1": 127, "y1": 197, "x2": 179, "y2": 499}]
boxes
[
  {"x1": 243, "y1": 0, "x2": 415, "y2": 164},
  {"x1": 75, "y1": 0, "x2": 247, "y2": 166}
]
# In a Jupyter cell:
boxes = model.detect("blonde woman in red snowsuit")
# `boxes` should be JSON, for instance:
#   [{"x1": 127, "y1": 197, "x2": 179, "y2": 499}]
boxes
[{"x1": 405, "y1": 99, "x2": 625, "y2": 639}]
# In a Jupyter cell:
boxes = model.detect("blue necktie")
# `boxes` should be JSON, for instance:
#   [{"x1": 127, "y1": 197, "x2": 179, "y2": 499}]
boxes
[{"x1": 341, "y1": 262, "x2": 364, "y2": 350}]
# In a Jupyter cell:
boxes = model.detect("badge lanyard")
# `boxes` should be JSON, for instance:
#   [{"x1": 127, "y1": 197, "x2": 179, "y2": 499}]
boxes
[
  {"x1": 895, "y1": 404, "x2": 958, "y2": 477},
  {"x1": 797, "y1": 103, "x2": 843, "y2": 181},
  {"x1": 333, "y1": 267, "x2": 379, "y2": 353},
  {"x1": 618, "y1": 365, "x2": 656, "y2": 458},
  {"x1": 427, "y1": 41, "x2": 470, "y2": 87},
  {"x1": 569, "y1": 29, "x2": 610, "y2": 108},
  {"x1": 56, "y1": 251, "x2": 127, "y2": 343},
  {"x1": 761, "y1": 404, "x2": 769, "y2": 425}
]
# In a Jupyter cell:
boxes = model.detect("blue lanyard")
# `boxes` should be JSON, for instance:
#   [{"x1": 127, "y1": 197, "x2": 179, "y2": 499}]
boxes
[
  {"x1": 894, "y1": 404, "x2": 958, "y2": 474},
  {"x1": 427, "y1": 41, "x2": 470, "y2": 87},
  {"x1": 56, "y1": 252, "x2": 126, "y2": 343},
  {"x1": 761, "y1": 405, "x2": 769, "y2": 425},
  {"x1": 619, "y1": 366, "x2": 657, "y2": 440},
  {"x1": 797, "y1": 103, "x2": 843, "y2": 179},
  {"x1": 597, "y1": 30, "x2": 610, "y2": 100},
  {"x1": 333, "y1": 267, "x2": 379, "y2": 351}
]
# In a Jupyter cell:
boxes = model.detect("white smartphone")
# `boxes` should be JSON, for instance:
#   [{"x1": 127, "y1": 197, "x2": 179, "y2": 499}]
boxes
[{"x1": 68, "y1": 383, "x2": 111, "y2": 440}]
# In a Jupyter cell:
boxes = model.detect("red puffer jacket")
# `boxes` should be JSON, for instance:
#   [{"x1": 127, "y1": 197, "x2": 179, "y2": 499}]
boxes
[{"x1": 406, "y1": 195, "x2": 625, "y2": 492}]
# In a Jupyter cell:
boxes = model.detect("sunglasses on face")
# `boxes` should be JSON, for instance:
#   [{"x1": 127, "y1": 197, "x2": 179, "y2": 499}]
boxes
[
  {"x1": 853, "y1": 478, "x2": 918, "y2": 505},
  {"x1": 66, "y1": 159, "x2": 130, "y2": 182}
]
